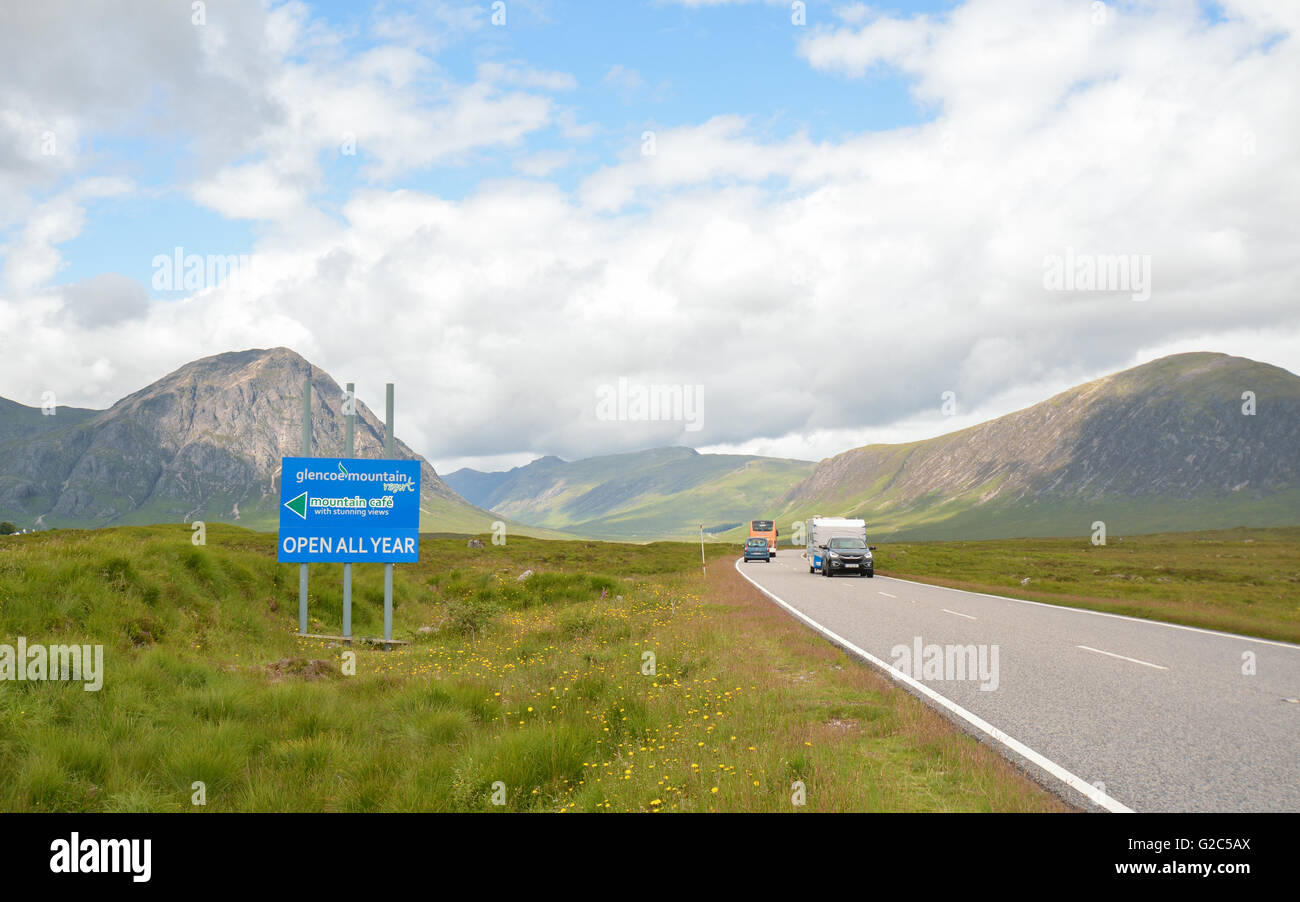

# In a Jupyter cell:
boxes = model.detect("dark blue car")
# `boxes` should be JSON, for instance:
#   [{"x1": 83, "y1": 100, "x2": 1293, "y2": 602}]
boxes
[{"x1": 743, "y1": 537, "x2": 771, "y2": 563}]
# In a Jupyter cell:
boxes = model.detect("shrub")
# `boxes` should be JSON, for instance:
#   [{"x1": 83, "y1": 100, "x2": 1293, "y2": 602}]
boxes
[{"x1": 445, "y1": 594, "x2": 501, "y2": 635}]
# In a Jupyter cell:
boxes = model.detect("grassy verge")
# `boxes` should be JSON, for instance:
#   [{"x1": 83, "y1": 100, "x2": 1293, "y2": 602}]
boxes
[
  {"x1": 876, "y1": 526, "x2": 1300, "y2": 644},
  {"x1": 0, "y1": 525, "x2": 1064, "y2": 812}
]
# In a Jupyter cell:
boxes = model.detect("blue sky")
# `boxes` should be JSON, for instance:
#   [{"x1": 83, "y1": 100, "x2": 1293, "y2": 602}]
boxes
[
  {"x1": 2, "y1": 0, "x2": 1296, "y2": 472},
  {"x1": 49, "y1": 0, "x2": 963, "y2": 294}
]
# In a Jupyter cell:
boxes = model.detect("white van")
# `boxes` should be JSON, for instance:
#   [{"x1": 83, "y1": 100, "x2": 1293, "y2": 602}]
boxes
[{"x1": 804, "y1": 517, "x2": 870, "y2": 574}]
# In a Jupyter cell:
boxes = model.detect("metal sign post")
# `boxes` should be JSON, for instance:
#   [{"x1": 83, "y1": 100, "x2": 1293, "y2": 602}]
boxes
[
  {"x1": 298, "y1": 378, "x2": 311, "y2": 635},
  {"x1": 342, "y1": 381, "x2": 355, "y2": 639},
  {"x1": 383, "y1": 383, "x2": 395, "y2": 641},
  {"x1": 283, "y1": 381, "x2": 415, "y2": 645}
]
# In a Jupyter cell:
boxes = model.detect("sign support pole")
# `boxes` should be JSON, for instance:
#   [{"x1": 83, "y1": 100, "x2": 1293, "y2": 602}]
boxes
[
  {"x1": 298, "y1": 377, "x2": 311, "y2": 635},
  {"x1": 344, "y1": 382, "x2": 355, "y2": 456},
  {"x1": 342, "y1": 382, "x2": 355, "y2": 640},
  {"x1": 383, "y1": 383, "x2": 395, "y2": 641}
]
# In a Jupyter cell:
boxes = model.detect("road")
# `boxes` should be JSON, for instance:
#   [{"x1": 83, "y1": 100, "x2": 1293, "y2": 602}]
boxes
[{"x1": 735, "y1": 553, "x2": 1300, "y2": 812}]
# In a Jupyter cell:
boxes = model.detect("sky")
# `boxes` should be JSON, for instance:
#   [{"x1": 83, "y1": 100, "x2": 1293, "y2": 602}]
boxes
[{"x1": 0, "y1": 0, "x2": 1296, "y2": 474}]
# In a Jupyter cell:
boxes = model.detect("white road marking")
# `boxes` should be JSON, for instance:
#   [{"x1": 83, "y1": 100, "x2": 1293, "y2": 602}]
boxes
[
  {"x1": 878, "y1": 591, "x2": 897, "y2": 598},
  {"x1": 1077, "y1": 645, "x2": 1169, "y2": 671},
  {"x1": 942, "y1": 608, "x2": 977, "y2": 620},
  {"x1": 878, "y1": 575, "x2": 1300, "y2": 651},
  {"x1": 734, "y1": 558, "x2": 1133, "y2": 813}
]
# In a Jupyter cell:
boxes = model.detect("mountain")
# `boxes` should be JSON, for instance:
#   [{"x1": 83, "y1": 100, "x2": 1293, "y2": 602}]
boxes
[
  {"x1": 8, "y1": 349, "x2": 1294, "y2": 542},
  {"x1": 772, "y1": 352, "x2": 1300, "y2": 540},
  {"x1": 0, "y1": 397, "x2": 98, "y2": 444},
  {"x1": 0, "y1": 347, "x2": 535, "y2": 534},
  {"x1": 446, "y1": 447, "x2": 815, "y2": 539}
]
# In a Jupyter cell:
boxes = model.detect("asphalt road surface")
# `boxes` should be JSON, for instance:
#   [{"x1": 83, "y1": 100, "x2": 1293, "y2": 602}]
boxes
[{"x1": 736, "y1": 553, "x2": 1300, "y2": 812}]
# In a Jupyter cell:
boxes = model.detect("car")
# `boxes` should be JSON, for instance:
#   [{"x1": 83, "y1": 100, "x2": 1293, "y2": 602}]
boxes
[
  {"x1": 743, "y1": 537, "x2": 771, "y2": 563},
  {"x1": 805, "y1": 516, "x2": 868, "y2": 573},
  {"x1": 821, "y1": 536, "x2": 876, "y2": 577},
  {"x1": 749, "y1": 519, "x2": 778, "y2": 557}
]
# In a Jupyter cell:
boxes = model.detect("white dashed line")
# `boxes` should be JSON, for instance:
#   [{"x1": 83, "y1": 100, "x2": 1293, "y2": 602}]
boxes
[
  {"x1": 942, "y1": 608, "x2": 977, "y2": 620},
  {"x1": 878, "y1": 591, "x2": 897, "y2": 598},
  {"x1": 1076, "y1": 645, "x2": 1169, "y2": 671}
]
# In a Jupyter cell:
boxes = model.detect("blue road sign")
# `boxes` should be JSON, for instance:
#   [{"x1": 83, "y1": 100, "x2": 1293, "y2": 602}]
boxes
[{"x1": 278, "y1": 457, "x2": 421, "y2": 562}]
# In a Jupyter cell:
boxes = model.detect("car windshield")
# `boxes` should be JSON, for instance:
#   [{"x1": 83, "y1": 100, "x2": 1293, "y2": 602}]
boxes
[
  {"x1": 828, "y1": 537, "x2": 867, "y2": 550},
  {"x1": 747, "y1": 539, "x2": 767, "y2": 546}
]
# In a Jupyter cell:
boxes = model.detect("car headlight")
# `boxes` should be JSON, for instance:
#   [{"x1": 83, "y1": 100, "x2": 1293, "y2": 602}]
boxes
[{"x1": 828, "y1": 552, "x2": 840, "y2": 559}]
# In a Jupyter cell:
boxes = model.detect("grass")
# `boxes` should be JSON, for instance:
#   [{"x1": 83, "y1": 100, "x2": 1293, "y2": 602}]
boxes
[
  {"x1": 0, "y1": 524, "x2": 1064, "y2": 812},
  {"x1": 875, "y1": 526, "x2": 1300, "y2": 644}
]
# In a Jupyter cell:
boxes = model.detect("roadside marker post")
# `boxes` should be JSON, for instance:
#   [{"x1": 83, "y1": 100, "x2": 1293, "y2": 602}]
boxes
[{"x1": 700, "y1": 524, "x2": 706, "y2": 576}]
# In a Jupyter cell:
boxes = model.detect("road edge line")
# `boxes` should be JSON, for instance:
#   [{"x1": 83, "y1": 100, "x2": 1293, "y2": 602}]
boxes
[{"x1": 733, "y1": 557, "x2": 1134, "y2": 813}]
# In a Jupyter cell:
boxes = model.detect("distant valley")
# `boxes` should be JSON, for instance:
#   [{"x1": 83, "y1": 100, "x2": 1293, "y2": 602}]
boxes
[{"x1": 446, "y1": 448, "x2": 814, "y2": 540}]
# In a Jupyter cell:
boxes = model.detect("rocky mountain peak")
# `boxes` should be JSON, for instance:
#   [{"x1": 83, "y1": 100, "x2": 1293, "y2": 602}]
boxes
[{"x1": 0, "y1": 347, "x2": 471, "y2": 529}]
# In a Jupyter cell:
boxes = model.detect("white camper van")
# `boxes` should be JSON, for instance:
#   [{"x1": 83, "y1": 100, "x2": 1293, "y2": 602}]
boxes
[{"x1": 804, "y1": 517, "x2": 872, "y2": 576}]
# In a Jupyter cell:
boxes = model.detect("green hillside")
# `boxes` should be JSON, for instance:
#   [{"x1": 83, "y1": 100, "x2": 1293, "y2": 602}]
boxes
[
  {"x1": 447, "y1": 447, "x2": 814, "y2": 540},
  {"x1": 764, "y1": 353, "x2": 1300, "y2": 542}
]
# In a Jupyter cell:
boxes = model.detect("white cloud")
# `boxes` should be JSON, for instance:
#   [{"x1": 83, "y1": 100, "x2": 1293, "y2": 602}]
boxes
[
  {"x1": 1, "y1": 177, "x2": 132, "y2": 293},
  {"x1": 59, "y1": 273, "x2": 150, "y2": 329},
  {"x1": 191, "y1": 162, "x2": 311, "y2": 222},
  {"x1": 514, "y1": 149, "x2": 578, "y2": 177},
  {"x1": 479, "y1": 61, "x2": 578, "y2": 92},
  {"x1": 799, "y1": 11, "x2": 938, "y2": 78},
  {"x1": 578, "y1": 115, "x2": 820, "y2": 210},
  {"x1": 186, "y1": 37, "x2": 558, "y2": 213},
  {"x1": 603, "y1": 64, "x2": 644, "y2": 95},
  {"x1": 0, "y1": 0, "x2": 1297, "y2": 476}
]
